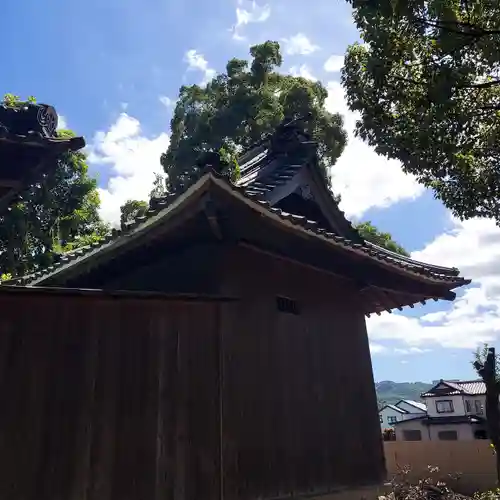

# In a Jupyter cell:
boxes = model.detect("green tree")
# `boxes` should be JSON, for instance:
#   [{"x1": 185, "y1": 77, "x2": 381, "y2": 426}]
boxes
[
  {"x1": 0, "y1": 95, "x2": 109, "y2": 276},
  {"x1": 342, "y1": 1, "x2": 500, "y2": 222},
  {"x1": 161, "y1": 41, "x2": 348, "y2": 194},
  {"x1": 161, "y1": 41, "x2": 408, "y2": 256},
  {"x1": 356, "y1": 221, "x2": 409, "y2": 256},
  {"x1": 149, "y1": 172, "x2": 167, "y2": 199},
  {"x1": 120, "y1": 199, "x2": 149, "y2": 228}
]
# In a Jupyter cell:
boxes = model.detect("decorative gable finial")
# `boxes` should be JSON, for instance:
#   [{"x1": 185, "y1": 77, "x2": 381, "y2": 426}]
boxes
[
  {"x1": 0, "y1": 100, "x2": 59, "y2": 138},
  {"x1": 270, "y1": 113, "x2": 317, "y2": 160}
]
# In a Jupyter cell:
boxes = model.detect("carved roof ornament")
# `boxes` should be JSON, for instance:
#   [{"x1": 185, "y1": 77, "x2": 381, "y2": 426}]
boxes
[
  {"x1": 299, "y1": 183, "x2": 314, "y2": 201},
  {"x1": 270, "y1": 113, "x2": 318, "y2": 161},
  {"x1": 37, "y1": 105, "x2": 58, "y2": 137},
  {"x1": 0, "y1": 102, "x2": 59, "y2": 138},
  {"x1": 0, "y1": 100, "x2": 85, "y2": 214}
]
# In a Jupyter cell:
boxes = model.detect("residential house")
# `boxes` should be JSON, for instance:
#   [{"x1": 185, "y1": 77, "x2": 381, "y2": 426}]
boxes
[
  {"x1": 394, "y1": 379, "x2": 487, "y2": 441},
  {"x1": 379, "y1": 400, "x2": 427, "y2": 429},
  {"x1": 0, "y1": 117, "x2": 470, "y2": 499}
]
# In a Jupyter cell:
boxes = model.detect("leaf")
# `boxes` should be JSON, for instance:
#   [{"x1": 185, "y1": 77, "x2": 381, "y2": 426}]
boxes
[
  {"x1": 161, "y1": 41, "x2": 348, "y2": 193},
  {"x1": 0, "y1": 94, "x2": 109, "y2": 276},
  {"x1": 342, "y1": 0, "x2": 500, "y2": 223}
]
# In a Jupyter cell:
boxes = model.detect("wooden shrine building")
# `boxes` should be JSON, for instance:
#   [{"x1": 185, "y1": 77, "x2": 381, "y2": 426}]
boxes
[
  {"x1": 0, "y1": 119, "x2": 469, "y2": 500},
  {"x1": 0, "y1": 100, "x2": 85, "y2": 210}
]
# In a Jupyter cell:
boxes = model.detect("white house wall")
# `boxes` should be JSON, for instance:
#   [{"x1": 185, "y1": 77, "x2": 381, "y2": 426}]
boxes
[
  {"x1": 395, "y1": 419, "x2": 478, "y2": 441},
  {"x1": 379, "y1": 407, "x2": 405, "y2": 429},
  {"x1": 425, "y1": 394, "x2": 466, "y2": 417},
  {"x1": 464, "y1": 395, "x2": 486, "y2": 416},
  {"x1": 400, "y1": 412, "x2": 425, "y2": 421}
]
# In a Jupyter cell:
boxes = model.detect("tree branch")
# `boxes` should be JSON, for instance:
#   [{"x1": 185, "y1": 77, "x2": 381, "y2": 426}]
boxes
[{"x1": 414, "y1": 16, "x2": 500, "y2": 37}]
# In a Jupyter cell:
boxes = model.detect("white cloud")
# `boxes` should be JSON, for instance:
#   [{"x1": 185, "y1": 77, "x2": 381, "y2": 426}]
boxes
[
  {"x1": 231, "y1": 0, "x2": 271, "y2": 41},
  {"x1": 367, "y1": 216, "x2": 500, "y2": 350},
  {"x1": 394, "y1": 347, "x2": 430, "y2": 355},
  {"x1": 289, "y1": 64, "x2": 317, "y2": 81},
  {"x1": 184, "y1": 49, "x2": 216, "y2": 86},
  {"x1": 324, "y1": 54, "x2": 344, "y2": 73},
  {"x1": 159, "y1": 96, "x2": 174, "y2": 108},
  {"x1": 325, "y1": 80, "x2": 424, "y2": 218},
  {"x1": 57, "y1": 115, "x2": 68, "y2": 130},
  {"x1": 370, "y1": 342, "x2": 387, "y2": 354},
  {"x1": 283, "y1": 33, "x2": 319, "y2": 56},
  {"x1": 87, "y1": 113, "x2": 170, "y2": 227}
]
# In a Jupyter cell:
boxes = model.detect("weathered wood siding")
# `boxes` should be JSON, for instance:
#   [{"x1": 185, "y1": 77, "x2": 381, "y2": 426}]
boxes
[
  {"x1": 0, "y1": 292, "x2": 222, "y2": 500},
  {"x1": 219, "y1": 246, "x2": 385, "y2": 499},
  {"x1": 0, "y1": 243, "x2": 384, "y2": 500}
]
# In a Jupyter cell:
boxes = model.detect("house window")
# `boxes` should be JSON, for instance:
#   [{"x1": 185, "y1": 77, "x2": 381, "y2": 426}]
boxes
[
  {"x1": 435, "y1": 400, "x2": 454, "y2": 413},
  {"x1": 465, "y1": 400, "x2": 472, "y2": 413},
  {"x1": 388, "y1": 416, "x2": 398, "y2": 424},
  {"x1": 475, "y1": 400, "x2": 484, "y2": 415},
  {"x1": 276, "y1": 296, "x2": 299, "y2": 315},
  {"x1": 403, "y1": 430, "x2": 422, "y2": 441},
  {"x1": 438, "y1": 430, "x2": 458, "y2": 441}
]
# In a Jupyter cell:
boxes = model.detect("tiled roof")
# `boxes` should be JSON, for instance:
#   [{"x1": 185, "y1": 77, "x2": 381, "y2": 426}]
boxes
[
  {"x1": 236, "y1": 138, "x2": 363, "y2": 242},
  {"x1": 380, "y1": 404, "x2": 408, "y2": 414},
  {"x1": 0, "y1": 110, "x2": 85, "y2": 213},
  {"x1": 398, "y1": 400, "x2": 427, "y2": 412},
  {"x1": 4, "y1": 114, "x2": 470, "y2": 294},
  {"x1": 235, "y1": 131, "x2": 463, "y2": 281},
  {"x1": 0, "y1": 127, "x2": 85, "y2": 151},
  {"x1": 421, "y1": 379, "x2": 486, "y2": 397},
  {"x1": 237, "y1": 148, "x2": 303, "y2": 197},
  {"x1": 246, "y1": 198, "x2": 466, "y2": 284},
  {"x1": 5, "y1": 172, "x2": 470, "y2": 295},
  {"x1": 449, "y1": 380, "x2": 486, "y2": 395}
]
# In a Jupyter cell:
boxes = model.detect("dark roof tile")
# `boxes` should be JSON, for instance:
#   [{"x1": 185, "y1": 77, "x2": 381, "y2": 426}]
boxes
[
  {"x1": 5, "y1": 171, "x2": 470, "y2": 291},
  {"x1": 422, "y1": 379, "x2": 486, "y2": 397}
]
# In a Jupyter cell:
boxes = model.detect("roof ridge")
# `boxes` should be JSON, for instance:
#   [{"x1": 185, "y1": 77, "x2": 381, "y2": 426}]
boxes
[
  {"x1": 380, "y1": 404, "x2": 408, "y2": 413},
  {"x1": 237, "y1": 113, "x2": 314, "y2": 165},
  {"x1": 364, "y1": 242, "x2": 460, "y2": 277},
  {"x1": 6, "y1": 171, "x2": 226, "y2": 286},
  {"x1": 5, "y1": 171, "x2": 471, "y2": 294},
  {"x1": 5, "y1": 192, "x2": 174, "y2": 286}
]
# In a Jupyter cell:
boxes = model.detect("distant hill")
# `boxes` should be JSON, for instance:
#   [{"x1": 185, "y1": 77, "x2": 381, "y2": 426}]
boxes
[{"x1": 375, "y1": 380, "x2": 435, "y2": 406}]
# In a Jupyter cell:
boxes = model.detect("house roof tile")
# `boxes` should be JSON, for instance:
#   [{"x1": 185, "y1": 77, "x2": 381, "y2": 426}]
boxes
[
  {"x1": 398, "y1": 399, "x2": 427, "y2": 412},
  {"x1": 380, "y1": 404, "x2": 408, "y2": 414},
  {"x1": 421, "y1": 379, "x2": 486, "y2": 397},
  {"x1": 6, "y1": 172, "x2": 470, "y2": 294}
]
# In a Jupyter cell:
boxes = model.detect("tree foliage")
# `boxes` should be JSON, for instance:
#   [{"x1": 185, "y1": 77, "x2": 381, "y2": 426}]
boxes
[
  {"x1": 160, "y1": 42, "x2": 408, "y2": 255},
  {"x1": 342, "y1": 0, "x2": 500, "y2": 222},
  {"x1": 149, "y1": 172, "x2": 167, "y2": 199},
  {"x1": 0, "y1": 95, "x2": 109, "y2": 277},
  {"x1": 161, "y1": 41, "x2": 348, "y2": 194},
  {"x1": 120, "y1": 199, "x2": 149, "y2": 228},
  {"x1": 355, "y1": 221, "x2": 409, "y2": 256}
]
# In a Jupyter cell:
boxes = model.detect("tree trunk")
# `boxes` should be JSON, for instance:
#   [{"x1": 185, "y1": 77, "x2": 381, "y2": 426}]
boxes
[{"x1": 475, "y1": 348, "x2": 500, "y2": 486}]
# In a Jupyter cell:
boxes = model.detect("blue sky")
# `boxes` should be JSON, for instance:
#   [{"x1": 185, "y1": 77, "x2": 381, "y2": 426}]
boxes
[{"x1": 3, "y1": 0, "x2": 498, "y2": 384}]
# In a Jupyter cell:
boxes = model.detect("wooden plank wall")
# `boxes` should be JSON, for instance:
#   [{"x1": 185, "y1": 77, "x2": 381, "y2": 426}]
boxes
[
  {"x1": 221, "y1": 300, "x2": 385, "y2": 499},
  {"x1": 219, "y1": 247, "x2": 386, "y2": 499},
  {"x1": 0, "y1": 293, "x2": 221, "y2": 500}
]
